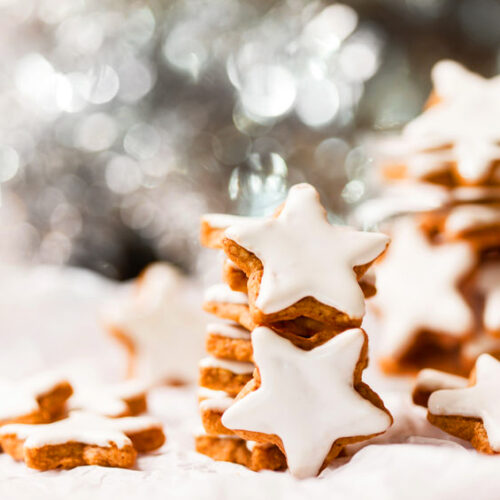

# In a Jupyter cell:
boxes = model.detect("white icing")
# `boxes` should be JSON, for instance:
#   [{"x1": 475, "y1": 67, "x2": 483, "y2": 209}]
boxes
[
  {"x1": 199, "y1": 396, "x2": 234, "y2": 412},
  {"x1": 429, "y1": 354, "x2": 500, "y2": 450},
  {"x1": 415, "y1": 369, "x2": 467, "y2": 394},
  {"x1": 352, "y1": 182, "x2": 449, "y2": 227},
  {"x1": 373, "y1": 219, "x2": 475, "y2": 358},
  {"x1": 203, "y1": 284, "x2": 248, "y2": 305},
  {"x1": 452, "y1": 186, "x2": 500, "y2": 202},
  {"x1": 199, "y1": 356, "x2": 254, "y2": 375},
  {"x1": 197, "y1": 387, "x2": 231, "y2": 400},
  {"x1": 202, "y1": 214, "x2": 260, "y2": 229},
  {"x1": 0, "y1": 373, "x2": 68, "y2": 421},
  {"x1": 193, "y1": 428, "x2": 240, "y2": 439},
  {"x1": 445, "y1": 205, "x2": 500, "y2": 235},
  {"x1": 462, "y1": 334, "x2": 500, "y2": 362},
  {"x1": 477, "y1": 263, "x2": 500, "y2": 333},
  {"x1": 206, "y1": 322, "x2": 250, "y2": 340},
  {"x1": 0, "y1": 411, "x2": 162, "y2": 450},
  {"x1": 70, "y1": 380, "x2": 146, "y2": 418},
  {"x1": 102, "y1": 262, "x2": 205, "y2": 384},
  {"x1": 221, "y1": 327, "x2": 391, "y2": 478},
  {"x1": 225, "y1": 184, "x2": 389, "y2": 318},
  {"x1": 401, "y1": 60, "x2": 500, "y2": 184}
]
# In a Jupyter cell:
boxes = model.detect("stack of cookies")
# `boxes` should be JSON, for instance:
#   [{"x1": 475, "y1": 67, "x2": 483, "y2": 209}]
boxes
[
  {"x1": 196, "y1": 183, "x2": 393, "y2": 478},
  {"x1": 366, "y1": 60, "x2": 500, "y2": 376}
]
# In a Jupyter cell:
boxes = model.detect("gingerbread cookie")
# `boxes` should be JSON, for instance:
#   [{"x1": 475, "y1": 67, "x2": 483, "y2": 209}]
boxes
[
  {"x1": 102, "y1": 262, "x2": 205, "y2": 385},
  {"x1": 199, "y1": 391, "x2": 235, "y2": 436},
  {"x1": 0, "y1": 373, "x2": 72, "y2": 426},
  {"x1": 387, "y1": 60, "x2": 500, "y2": 187},
  {"x1": 201, "y1": 214, "x2": 260, "y2": 249},
  {"x1": 412, "y1": 368, "x2": 467, "y2": 407},
  {"x1": 222, "y1": 258, "x2": 248, "y2": 293},
  {"x1": 223, "y1": 184, "x2": 389, "y2": 328},
  {"x1": 372, "y1": 218, "x2": 475, "y2": 374},
  {"x1": 427, "y1": 354, "x2": 500, "y2": 454},
  {"x1": 70, "y1": 380, "x2": 147, "y2": 418},
  {"x1": 222, "y1": 327, "x2": 392, "y2": 478},
  {"x1": 203, "y1": 284, "x2": 254, "y2": 331},
  {"x1": 195, "y1": 431, "x2": 286, "y2": 471},
  {"x1": 205, "y1": 322, "x2": 253, "y2": 363},
  {"x1": 0, "y1": 411, "x2": 165, "y2": 470},
  {"x1": 198, "y1": 356, "x2": 254, "y2": 397}
]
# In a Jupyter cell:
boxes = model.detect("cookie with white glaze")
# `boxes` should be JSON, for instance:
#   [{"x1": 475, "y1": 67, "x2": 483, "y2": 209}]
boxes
[
  {"x1": 382, "y1": 60, "x2": 500, "y2": 187},
  {"x1": 412, "y1": 368, "x2": 467, "y2": 407},
  {"x1": 103, "y1": 262, "x2": 205, "y2": 385},
  {"x1": 70, "y1": 380, "x2": 148, "y2": 418},
  {"x1": 223, "y1": 184, "x2": 389, "y2": 328},
  {"x1": 221, "y1": 327, "x2": 392, "y2": 478},
  {"x1": 198, "y1": 389, "x2": 236, "y2": 436},
  {"x1": 427, "y1": 354, "x2": 500, "y2": 454},
  {"x1": 198, "y1": 356, "x2": 255, "y2": 397},
  {"x1": 0, "y1": 373, "x2": 72, "y2": 427},
  {"x1": 0, "y1": 411, "x2": 165, "y2": 470},
  {"x1": 372, "y1": 218, "x2": 476, "y2": 374},
  {"x1": 205, "y1": 322, "x2": 253, "y2": 363},
  {"x1": 194, "y1": 431, "x2": 286, "y2": 471}
]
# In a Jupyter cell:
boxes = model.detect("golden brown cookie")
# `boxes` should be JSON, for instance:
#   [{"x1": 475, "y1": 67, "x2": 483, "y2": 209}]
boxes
[
  {"x1": 198, "y1": 356, "x2": 254, "y2": 397},
  {"x1": 0, "y1": 374, "x2": 73, "y2": 426},
  {"x1": 0, "y1": 411, "x2": 165, "y2": 470},
  {"x1": 205, "y1": 322, "x2": 253, "y2": 363},
  {"x1": 427, "y1": 354, "x2": 500, "y2": 454},
  {"x1": 412, "y1": 368, "x2": 467, "y2": 407},
  {"x1": 221, "y1": 327, "x2": 392, "y2": 478},
  {"x1": 195, "y1": 432, "x2": 286, "y2": 471}
]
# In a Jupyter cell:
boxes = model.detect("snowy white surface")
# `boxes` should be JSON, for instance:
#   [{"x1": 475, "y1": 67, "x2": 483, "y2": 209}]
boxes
[{"x1": 1, "y1": 265, "x2": 500, "y2": 500}]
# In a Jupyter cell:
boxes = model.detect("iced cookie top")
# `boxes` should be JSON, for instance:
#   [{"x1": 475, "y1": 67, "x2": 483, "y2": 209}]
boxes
[
  {"x1": 225, "y1": 183, "x2": 389, "y2": 319},
  {"x1": 373, "y1": 219, "x2": 475, "y2": 358},
  {"x1": 429, "y1": 354, "x2": 500, "y2": 451},
  {"x1": 0, "y1": 411, "x2": 162, "y2": 450},
  {"x1": 402, "y1": 60, "x2": 500, "y2": 184},
  {"x1": 222, "y1": 327, "x2": 392, "y2": 478}
]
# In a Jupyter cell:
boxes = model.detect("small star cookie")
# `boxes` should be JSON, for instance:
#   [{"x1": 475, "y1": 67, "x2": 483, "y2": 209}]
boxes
[
  {"x1": 102, "y1": 262, "x2": 205, "y2": 385},
  {"x1": 221, "y1": 327, "x2": 392, "y2": 478},
  {"x1": 70, "y1": 380, "x2": 147, "y2": 418},
  {"x1": 0, "y1": 411, "x2": 165, "y2": 470},
  {"x1": 399, "y1": 60, "x2": 500, "y2": 186},
  {"x1": 223, "y1": 183, "x2": 389, "y2": 328},
  {"x1": 372, "y1": 219, "x2": 475, "y2": 373},
  {"x1": 412, "y1": 368, "x2": 467, "y2": 407},
  {"x1": 428, "y1": 354, "x2": 500, "y2": 454},
  {"x1": 0, "y1": 373, "x2": 72, "y2": 426}
]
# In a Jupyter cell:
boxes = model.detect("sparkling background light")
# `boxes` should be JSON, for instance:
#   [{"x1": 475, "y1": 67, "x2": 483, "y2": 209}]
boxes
[{"x1": 0, "y1": 0, "x2": 497, "y2": 278}]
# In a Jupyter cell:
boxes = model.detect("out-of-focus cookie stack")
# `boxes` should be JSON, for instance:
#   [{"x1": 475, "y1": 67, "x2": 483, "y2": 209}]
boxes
[
  {"x1": 364, "y1": 60, "x2": 500, "y2": 376},
  {"x1": 196, "y1": 183, "x2": 393, "y2": 478}
]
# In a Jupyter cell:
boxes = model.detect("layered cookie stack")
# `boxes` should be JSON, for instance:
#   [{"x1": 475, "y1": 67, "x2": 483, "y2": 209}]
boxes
[
  {"x1": 367, "y1": 60, "x2": 500, "y2": 376},
  {"x1": 196, "y1": 183, "x2": 393, "y2": 477}
]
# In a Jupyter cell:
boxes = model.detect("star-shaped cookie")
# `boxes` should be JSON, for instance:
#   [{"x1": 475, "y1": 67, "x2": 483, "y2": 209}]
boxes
[
  {"x1": 0, "y1": 411, "x2": 165, "y2": 470},
  {"x1": 428, "y1": 354, "x2": 500, "y2": 453},
  {"x1": 221, "y1": 327, "x2": 392, "y2": 478},
  {"x1": 373, "y1": 219, "x2": 475, "y2": 372},
  {"x1": 0, "y1": 373, "x2": 72, "y2": 426},
  {"x1": 102, "y1": 262, "x2": 205, "y2": 384},
  {"x1": 224, "y1": 183, "x2": 389, "y2": 327},
  {"x1": 402, "y1": 60, "x2": 500, "y2": 185}
]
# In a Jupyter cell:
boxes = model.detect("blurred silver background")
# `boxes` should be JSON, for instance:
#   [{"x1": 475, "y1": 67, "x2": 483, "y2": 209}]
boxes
[{"x1": 0, "y1": 0, "x2": 499, "y2": 279}]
